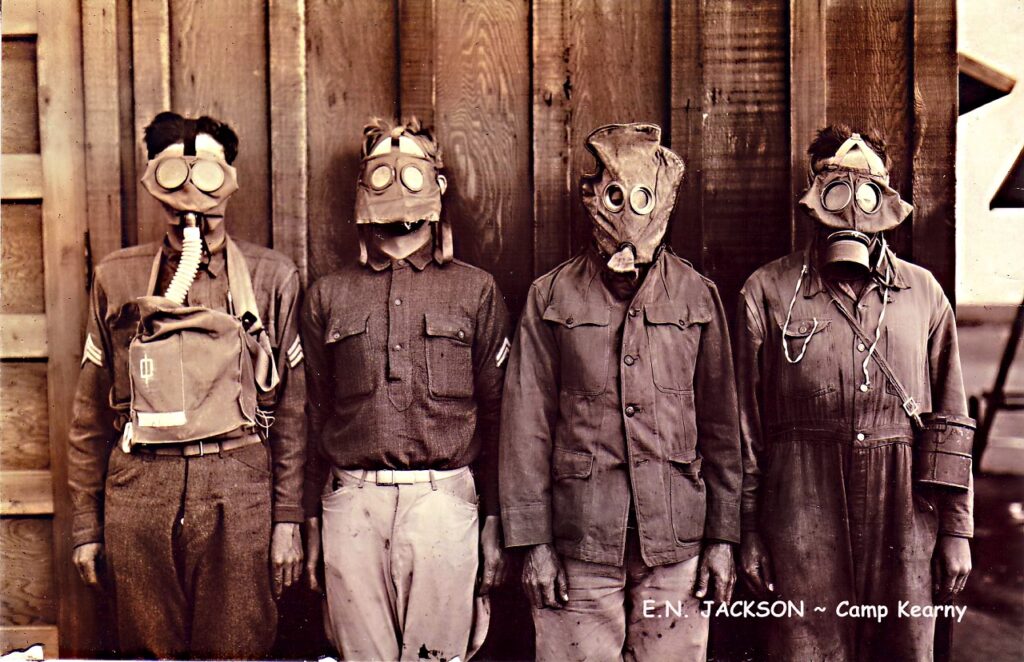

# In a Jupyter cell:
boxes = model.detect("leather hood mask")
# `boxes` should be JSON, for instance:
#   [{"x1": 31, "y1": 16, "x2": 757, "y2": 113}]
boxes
[{"x1": 581, "y1": 123, "x2": 685, "y2": 275}]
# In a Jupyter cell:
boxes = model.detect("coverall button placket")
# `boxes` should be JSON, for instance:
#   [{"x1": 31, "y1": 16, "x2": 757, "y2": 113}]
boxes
[{"x1": 386, "y1": 265, "x2": 412, "y2": 410}]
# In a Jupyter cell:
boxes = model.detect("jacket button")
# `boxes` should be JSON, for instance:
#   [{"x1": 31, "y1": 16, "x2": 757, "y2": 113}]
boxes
[
  {"x1": 858, "y1": 343, "x2": 866, "y2": 352},
  {"x1": 624, "y1": 355, "x2": 635, "y2": 366},
  {"x1": 457, "y1": 330, "x2": 465, "y2": 340},
  {"x1": 859, "y1": 383, "x2": 869, "y2": 392},
  {"x1": 394, "y1": 344, "x2": 402, "y2": 351},
  {"x1": 625, "y1": 405, "x2": 637, "y2": 417},
  {"x1": 629, "y1": 308, "x2": 639, "y2": 318},
  {"x1": 331, "y1": 331, "x2": 341, "y2": 340},
  {"x1": 799, "y1": 324, "x2": 808, "y2": 333},
  {"x1": 565, "y1": 316, "x2": 575, "y2": 326},
  {"x1": 394, "y1": 298, "x2": 402, "y2": 306},
  {"x1": 856, "y1": 432, "x2": 866, "y2": 441}
]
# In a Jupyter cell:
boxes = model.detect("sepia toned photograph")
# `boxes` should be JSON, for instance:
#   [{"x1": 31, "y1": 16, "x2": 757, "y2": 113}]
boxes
[{"x1": 0, "y1": 0, "x2": 1021, "y2": 660}]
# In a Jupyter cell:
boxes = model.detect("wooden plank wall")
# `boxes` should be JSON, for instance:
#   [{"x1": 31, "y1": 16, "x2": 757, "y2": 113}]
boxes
[{"x1": 0, "y1": 0, "x2": 953, "y2": 657}]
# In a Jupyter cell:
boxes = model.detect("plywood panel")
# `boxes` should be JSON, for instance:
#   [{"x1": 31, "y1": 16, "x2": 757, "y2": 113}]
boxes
[
  {"x1": 0, "y1": 203, "x2": 45, "y2": 314},
  {"x1": 566, "y1": 0, "x2": 668, "y2": 255},
  {"x1": 1, "y1": 154, "x2": 43, "y2": 200},
  {"x1": 0, "y1": 362, "x2": 50, "y2": 471},
  {"x1": 399, "y1": 0, "x2": 436, "y2": 127},
  {"x1": 0, "y1": 471, "x2": 54, "y2": 515},
  {"x1": 306, "y1": 0, "x2": 398, "y2": 281},
  {"x1": 0, "y1": 314, "x2": 48, "y2": 358},
  {"x1": 432, "y1": 0, "x2": 532, "y2": 312},
  {"x1": 1, "y1": 39, "x2": 40, "y2": 153},
  {"x1": 0, "y1": 518, "x2": 56, "y2": 626},
  {"x1": 170, "y1": 0, "x2": 271, "y2": 247}
]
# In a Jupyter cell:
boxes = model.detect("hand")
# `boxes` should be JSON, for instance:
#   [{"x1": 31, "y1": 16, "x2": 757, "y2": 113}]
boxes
[
  {"x1": 739, "y1": 531, "x2": 775, "y2": 598},
  {"x1": 72, "y1": 542, "x2": 104, "y2": 588},
  {"x1": 933, "y1": 535, "x2": 971, "y2": 602},
  {"x1": 695, "y1": 541, "x2": 736, "y2": 603},
  {"x1": 478, "y1": 516, "x2": 508, "y2": 595},
  {"x1": 304, "y1": 516, "x2": 323, "y2": 593},
  {"x1": 522, "y1": 543, "x2": 568, "y2": 609},
  {"x1": 270, "y1": 522, "x2": 303, "y2": 598}
]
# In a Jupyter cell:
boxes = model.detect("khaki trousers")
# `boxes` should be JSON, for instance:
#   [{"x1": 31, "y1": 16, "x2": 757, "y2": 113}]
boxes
[
  {"x1": 533, "y1": 531, "x2": 708, "y2": 662},
  {"x1": 321, "y1": 467, "x2": 486, "y2": 661}
]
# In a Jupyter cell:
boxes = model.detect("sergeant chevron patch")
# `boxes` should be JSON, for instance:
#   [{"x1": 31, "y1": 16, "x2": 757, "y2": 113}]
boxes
[
  {"x1": 81, "y1": 333, "x2": 104, "y2": 368},
  {"x1": 286, "y1": 336, "x2": 304, "y2": 368},
  {"x1": 495, "y1": 337, "x2": 511, "y2": 368}
]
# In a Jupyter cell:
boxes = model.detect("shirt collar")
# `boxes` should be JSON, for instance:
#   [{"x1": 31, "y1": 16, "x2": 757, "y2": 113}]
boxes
[
  {"x1": 364, "y1": 237, "x2": 436, "y2": 272},
  {"x1": 161, "y1": 236, "x2": 224, "y2": 277},
  {"x1": 802, "y1": 241, "x2": 910, "y2": 298}
]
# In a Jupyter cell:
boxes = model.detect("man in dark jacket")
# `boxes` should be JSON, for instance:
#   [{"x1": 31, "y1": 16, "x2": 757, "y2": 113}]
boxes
[
  {"x1": 68, "y1": 112, "x2": 305, "y2": 658},
  {"x1": 500, "y1": 123, "x2": 742, "y2": 661}
]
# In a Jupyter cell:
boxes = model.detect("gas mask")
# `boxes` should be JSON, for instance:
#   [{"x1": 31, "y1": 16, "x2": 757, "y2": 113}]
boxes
[
  {"x1": 797, "y1": 133, "x2": 913, "y2": 279},
  {"x1": 581, "y1": 123, "x2": 685, "y2": 277},
  {"x1": 354, "y1": 124, "x2": 450, "y2": 263}
]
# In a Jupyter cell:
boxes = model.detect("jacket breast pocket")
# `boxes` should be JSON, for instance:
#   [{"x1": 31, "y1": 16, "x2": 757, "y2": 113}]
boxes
[
  {"x1": 551, "y1": 447, "x2": 594, "y2": 543},
  {"x1": 668, "y1": 455, "x2": 706, "y2": 543},
  {"x1": 325, "y1": 313, "x2": 374, "y2": 399},
  {"x1": 778, "y1": 318, "x2": 837, "y2": 399},
  {"x1": 424, "y1": 313, "x2": 474, "y2": 399},
  {"x1": 543, "y1": 303, "x2": 610, "y2": 395},
  {"x1": 644, "y1": 302, "x2": 710, "y2": 393}
]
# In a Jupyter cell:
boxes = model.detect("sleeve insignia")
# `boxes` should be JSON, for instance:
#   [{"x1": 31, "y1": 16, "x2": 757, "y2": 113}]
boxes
[
  {"x1": 495, "y1": 337, "x2": 511, "y2": 368},
  {"x1": 286, "y1": 336, "x2": 304, "y2": 369},
  {"x1": 81, "y1": 333, "x2": 104, "y2": 368}
]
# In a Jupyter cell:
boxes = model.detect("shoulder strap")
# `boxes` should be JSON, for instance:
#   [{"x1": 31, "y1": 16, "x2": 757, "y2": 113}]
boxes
[
  {"x1": 821, "y1": 280, "x2": 923, "y2": 426},
  {"x1": 225, "y1": 238, "x2": 279, "y2": 394}
]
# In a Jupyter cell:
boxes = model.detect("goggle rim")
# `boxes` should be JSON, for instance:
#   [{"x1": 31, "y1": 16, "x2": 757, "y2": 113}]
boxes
[
  {"x1": 602, "y1": 183, "x2": 626, "y2": 212},
  {"x1": 400, "y1": 164, "x2": 425, "y2": 192},
  {"x1": 153, "y1": 157, "x2": 227, "y2": 193},
  {"x1": 820, "y1": 179, "x2": 854, "y2": 212},
  {"x1": 368, "y1": 164, "x2": 395, "y2": 191},
  {"x1": 189, "y1": 159, "x2": 226, "y2": 193},
  {"x1": 854, "y1": 181, "x2": 883, "y2": 214},
  {"x1": 629, "y1": 186, "x2": 656, "y2": 215}
]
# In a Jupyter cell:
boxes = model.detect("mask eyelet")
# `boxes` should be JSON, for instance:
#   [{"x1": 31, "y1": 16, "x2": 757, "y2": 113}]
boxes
[
  {"x1": 190, "y1": 159, "x2": 226, "y2": 193},
  {"x1": 855, "y1": 181, "x2": 882, "y2": 214},
  {"x1": 820, "y1": 179, "x2": 853, "y2": 212},
  {"x1": 602, "y1": 183, "x2": 625, "y2": 212},
  {"x1": 154, "y1": 157, "x2": 190, "y2": 191},
  {"x1": 629, "y1": 186, "x2": 655, "y2": 215},
  {"x1": 400, "y1": 164, "x2": 425, "y2": 192},
  {"x1": 368, "y1": 164, "x2": 394, "y2": 190}
]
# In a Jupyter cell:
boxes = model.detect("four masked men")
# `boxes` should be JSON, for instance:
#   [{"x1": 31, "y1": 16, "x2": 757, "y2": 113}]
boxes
[{"x1": 67, "y1": 115, "x2": 971, "y2": 661}]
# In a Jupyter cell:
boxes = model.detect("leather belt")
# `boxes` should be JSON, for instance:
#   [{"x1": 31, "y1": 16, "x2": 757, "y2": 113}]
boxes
[
  {"x1": 336, "y1": 467, "x2": 468, "y2": 486},
  {"x1": 133, "y1": 434, "x2": 262, "y2": 457}
]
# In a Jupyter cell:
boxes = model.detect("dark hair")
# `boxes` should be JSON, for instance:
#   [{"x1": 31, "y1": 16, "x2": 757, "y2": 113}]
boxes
[
  {"x1": 143, "y1": 111, "x2": 239, "y2": 163},
  {"x1": 361, "y1": 116, "x2": 443, "y2": 168},
  {"x1": 807, "y1": 123, "x2": 889, "y2": 171}
]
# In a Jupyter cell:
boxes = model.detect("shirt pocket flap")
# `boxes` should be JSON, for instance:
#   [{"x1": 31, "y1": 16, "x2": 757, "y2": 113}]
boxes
[
  {"x1": 668, "y1": 454, "x2": 702, "y2": 475},
  {"x1": 552, "y1": 447, "x2": 594, "y2": 480},
  {"x1": 644, "y1": 302, "x2": 712, "y2": 328},
  {"x1": 542, "y1": 303, "x2": 610, "y2": 328},
  {"x1": 325, "y1": 313, "x2": 370, "y2": 344},
  {"x1": 424, "y1": 312, "x2": 473, "y2": 344},
  {"x1": 779, "y1": 318, "x2": 832, "y2": 339}
]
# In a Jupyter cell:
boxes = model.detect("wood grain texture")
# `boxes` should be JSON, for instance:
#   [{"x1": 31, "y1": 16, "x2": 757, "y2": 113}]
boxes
[
  {"x1": 82, "y1": 0, "x2": 125, "y2": 263},
  {"x1": 1, "y1": 39, "x2": 40, "y2": 153},
  {"x1": 131, "y1": 0, "x2": 170, "y2": 246},
  {"x1": 306, "y1": 0, "x2": 398, "y2": 281},
  {"x1": 1, "y1": 154, "x2": 43, "y2": 200},
  {"x1": 37, "y1": 0, "x2": 92, "y2": 654},
  {"x1": 825, "y1": 0, "x2": 913, "y2": 257},
  {"x1": 668, "y1": 0, "x2": 705, "y2": 268},
  {"x1": 0, "y1": 362, "x2": 50, "y2": 471},
  {"x1": 0, "y1": 471, "x2": 54, "y2": 515},
  {"x1": 432, "y1": 0, "x2": 532, "y2": 313},
  {"x1": 0, "y1": 0, "x2": 38, "y2": 36},
  {"x1": 531, "y1": 0, "x2": 571, "y2": 277},
  {"x1": 0, "y1": 314, "x2": 47, "y2": 358},
  {"x1": 0, "y1": 625, "x2": 60, "y2": 657},
  {"x1": 911, "y1": 0, "x2": 957, "y2": 300},
  {"x1": 399, "y1": 0, "x2": 436, "y2": 127},
  {"x1": 566, "y1": 0, "x2": 668, "y2": 255},
  {"x1": 0, "y1": 518, "x2": 56, "y2": 626},
  {"x1": 269, "y1": 0, "x2": 309, "y2": 282},
  {"x1": 170, "y1": 0, "x2": 271, "y2": 246},
  {"x1": 117, "y1": 0, "x2": 137, "y2": 247},
  {"x1": 790, "y1": 0, "x2": 828, "y2": 250},
  {"x1": 701, "y1": 0, "x2": 791, "y2": 313},
  {"x1": 0, "y1": 203, "x2": 45, "y2": 314}
]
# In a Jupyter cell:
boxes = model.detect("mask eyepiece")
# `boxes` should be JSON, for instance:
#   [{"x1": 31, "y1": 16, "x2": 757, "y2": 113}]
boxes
[
  {"x1": 629, "y1": 186, "x2": 655, "y2": 215},
  {"x1": 154, "y1": 157, "x2": 190, "y2": 191},
  {"x1": 400, "y1": 164, "x2": 425, "y2": 192},
  {"x1": 602, "y1": 183, "x2": 625, "y2": 212},
  {"x1": 190, "y1": 160, "x2": 225, "y2": 193},
  {"x1": 821, "y1": 180, "x2": 853, "y2": 212},
  {"x1": 855, "y1": 181, "x2": 881, "y2": 213},
  {"x1": 369, "y1": 165, "x2": 394, "y2": 190},
  {"x1": 153, "y1": 156, "x2": 226, "y2": 193}
]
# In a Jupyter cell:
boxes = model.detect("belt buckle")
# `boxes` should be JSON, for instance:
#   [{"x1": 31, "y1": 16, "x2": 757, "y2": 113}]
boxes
[{"x1": 376, "y1": 469, "x2": 395, "y2": 486}]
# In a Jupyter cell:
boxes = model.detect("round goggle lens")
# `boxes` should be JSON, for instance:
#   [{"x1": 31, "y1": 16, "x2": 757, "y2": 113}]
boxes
[
  {"x1": 821, "y1": 180, "x2": 853, "y2": 212},
  {"x1": 400, "y1": 165, "x2": 425, "y2": 192},
  {"x1": 369, "y1": 165, "x2": 394, "y2": 190},
  {"x1": 629, "y1": 186, "x2": 655, "y2": 215},
  {"x1": 154, "y1": 158, "x2": 190, "y2": 190},
  {"x1": 190, "y1": 160, "x2": 225, "y2": 193},
  {"x1": 855, "y1": 182, "x2": 881, "y2": 213},
  {"x1": 603, "y1": 183, "x2": 625, "y2": 212}
]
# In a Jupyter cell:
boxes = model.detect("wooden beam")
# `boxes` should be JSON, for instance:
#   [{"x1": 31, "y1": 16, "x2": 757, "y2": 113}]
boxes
[
  {"x1": 0, "y1": 0, "x2": 38, "y2": 36},
  {"x1": 1, "y1": 154, "x2": 43, "y2": 200},
  {"x1": 399, "y1": 0, "x2": 436, "y2": 127},
  {"x1": 269, "y1": 0, "x2": 309, "y2": 283},
  {"x1": 531, "y1": 0, "x2": 570, "y2": 277},
  {"x1": 958, "y1": 52, "x2": 1015, "y2": 95},
  {"x1": 130, "y1": 0, "x2": 170, "y2": 246},
  {"x1": 0, "y1": 625, "x2": 59, "y2": 658},
  {"x1": 790, "y1": 0, "x2": 827, "y2": 250},
  {"x1": 0, "y1": 470, "x2": 54, "y2": 515},
  {"x1": 37, "y1": 0, "x2": 91, "y2": 655},
  {"x1": 0, "y1": 313, "x2": 47, "y2": 358},
  {"x1": 81, "y1": 0, "x2": 124, "y2": 262}
]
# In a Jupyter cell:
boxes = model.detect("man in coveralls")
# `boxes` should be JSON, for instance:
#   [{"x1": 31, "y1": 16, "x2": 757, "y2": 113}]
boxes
[
  {"x1": 500, "y1": 123, "x2": 742, "y2": 661},
  {"x1": 736, "y1": 124, "x2": 972, "y2": 660},
  {"x1": 68, "y1": 112, "x2": 306, "y2": 658}
]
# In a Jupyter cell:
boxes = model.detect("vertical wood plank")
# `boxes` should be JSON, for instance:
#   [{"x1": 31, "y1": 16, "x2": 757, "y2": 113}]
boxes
[
  {"x1": 911, "y1": 0, "x2": 957, "y2": 300},
  {"x1": 37, "y1": 0, "x2": 91, "y2": 653},
  {"x1": 668, "y1": 0, "x2": 705, "y2": 267},
  {"x1": 130, "y1": 0, "x2": 171, "y2": 246},
  {"x1": 430, "y1": 0, "x2": 532, "y2": 313},
  {"x1": 1, "y1": 39, "x2": 41, "y2": 153},
  {"x1": 0, "y1": 204, "x2": 45, "y2": 313},
  {"x1": 790, "y1": 0, "x2": 828, "y2": 250},
  {"x1": 0, "y1": 362, "x2": 50, "y2": 471},
  {"x1": 269, "y1": 0, "x2": 309, "y2": 282},
  {"x1": 117, "y1": 0, "x2": 137, "y2": 246},
  {"x1": 306, "y1": 0, "x2": 398, "y2": 281},
  {"x1": 398, "y1": 0, "x2": 436, "y2": 127},
  {"x1": 532, "y1": 0, "x2": 571, "y2": 277},
  {"x1": 82, "y1": 0, "x2": 125, "y2": 262}
]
